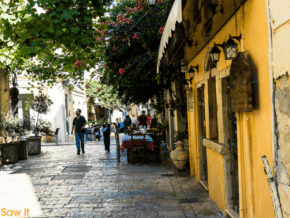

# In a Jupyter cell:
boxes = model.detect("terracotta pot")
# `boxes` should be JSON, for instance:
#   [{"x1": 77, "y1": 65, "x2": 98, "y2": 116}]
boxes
[
  {"x1": 1, "y1": 141, "x2": 19, "y2": 164},
  {"x1": 18, "y1": 139, "x2": 28, "y2": 160},
  {"x1": 27, "y1": 136, "x2": 42, "y2": 155},
  {"x1": 170, "y1": 141, "x2": 189, "y2": 170}
]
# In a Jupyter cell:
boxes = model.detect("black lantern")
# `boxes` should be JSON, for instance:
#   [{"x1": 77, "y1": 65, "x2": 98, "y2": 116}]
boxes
[
  {"x1": 210, "y1": 43, "x2": 223, "y2": 63},
  {"x1": 146, "y1": 0, "x2": 156, "y2": 6},
  {"x1": 224, "y1": 34, "x2": 241, "y2": 60}
]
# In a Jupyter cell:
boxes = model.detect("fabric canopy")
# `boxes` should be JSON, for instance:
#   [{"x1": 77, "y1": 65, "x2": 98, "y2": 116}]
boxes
[{"x1": 157, "y1": 0, "x2": 183, "y2": 74}]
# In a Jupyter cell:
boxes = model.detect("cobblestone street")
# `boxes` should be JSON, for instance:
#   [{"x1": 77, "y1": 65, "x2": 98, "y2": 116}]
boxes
[{"x1": 1, "y1": 135, "x2": 223, "y2": 218}]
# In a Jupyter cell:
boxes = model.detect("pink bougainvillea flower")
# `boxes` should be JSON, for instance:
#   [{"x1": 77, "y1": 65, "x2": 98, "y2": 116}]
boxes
[
  {"x1": 74, "y1": 60, "x2": 83, "y2": 68},
  {"x1": 159, "y1": 26, "x2": 165, "y2": 34},
  {"x1": 119, "y1": 68, "x2": 125, "y2": 75},
  {"x1": 97, "y1": 88, "x2": 101, "y2": 93},
  {"x1": 142, "y1": 45, "x2": 145, "y2": 48},
  {"x1": 133, "y1": 32, "x2": 139, "y2": 39},
  {"x1": 158, "y1": 0, "x2": 162, "y2": 3},
  {"x1": 97, "y1": 36, "x2": 101, "y2": 42}
]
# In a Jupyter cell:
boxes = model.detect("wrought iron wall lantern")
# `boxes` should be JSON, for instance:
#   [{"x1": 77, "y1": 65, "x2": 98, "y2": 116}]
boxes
[
  {"x1": 146, "y1": 0, "x2": 173, "y2": 18},
  {"x1": 224, "y1": 34, "x2": 241, "y2": 60},
  {"x1": 185, "y1": 65, "x2": 199, "y2": 82},
  {"x1": 210, "y1": 34, "x2": 242, "y2": 63}
]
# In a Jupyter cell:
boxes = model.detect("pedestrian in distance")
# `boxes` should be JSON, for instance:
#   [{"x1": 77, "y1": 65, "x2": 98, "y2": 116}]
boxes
[
  {"x1": 71, "y1": 109, "x2": 87, "y2": 155},
  {"x1": 101, "y1": 118, "x2": 111, "y2": 152},
  {"x1": 138, "y1": 110, "x2": 148, "y2": 128},
  {"x1": 123, "y1": 115, "x2": 132, "y2": 130},
  {"x1": 131, "y1": 114, "x2": 137, "y2": 127},
  {"x1": 147, "y1": 113, "x2": 152, "y2": 126}
]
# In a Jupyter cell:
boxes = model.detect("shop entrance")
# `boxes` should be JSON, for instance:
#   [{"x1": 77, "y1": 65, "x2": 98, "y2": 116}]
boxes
[
  {"x1": 222, "y1": 77, "x2": 239, "y2": 213},
  {"x1": 197, "y1": 86, "x2": 208, "y2": 186}
]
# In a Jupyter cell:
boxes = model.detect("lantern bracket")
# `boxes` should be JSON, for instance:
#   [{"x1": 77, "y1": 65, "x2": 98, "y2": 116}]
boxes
[
  {"x1": 214, "y1": 42, "x2": 225, "y2": 49},
  {"x1": 229, "y1": 34, "x2": 242, "y2": 42}
]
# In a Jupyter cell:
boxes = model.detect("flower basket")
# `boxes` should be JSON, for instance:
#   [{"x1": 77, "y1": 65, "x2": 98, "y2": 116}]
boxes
[
  {"x1": 18, "y1": 139, "x2": 28, "y2": 160},
  {"x1": 1, "y1": 141, "x2": 19, "y2": 164},
  {"x1": 27, "y1": 136, "x2": 42, "y2": 155}
]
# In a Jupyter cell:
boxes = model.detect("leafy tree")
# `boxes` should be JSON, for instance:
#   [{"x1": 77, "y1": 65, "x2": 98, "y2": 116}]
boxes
[
  {"x1": 0, "y1": 0, "x2": 111, "y2": 86},
  {"x1": 85, "y1": 80, "x2": 123, "y2": 109}
]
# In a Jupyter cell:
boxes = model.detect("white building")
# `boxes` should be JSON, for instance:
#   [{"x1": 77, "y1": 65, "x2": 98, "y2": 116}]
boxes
[{"x1": 16, "y1": 77, "x2": 88, "y2": 143}]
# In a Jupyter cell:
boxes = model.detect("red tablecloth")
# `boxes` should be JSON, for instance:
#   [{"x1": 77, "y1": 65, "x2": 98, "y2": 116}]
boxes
[{"x1": 122, "y1": 141, "x2": 154, "y2": 152}]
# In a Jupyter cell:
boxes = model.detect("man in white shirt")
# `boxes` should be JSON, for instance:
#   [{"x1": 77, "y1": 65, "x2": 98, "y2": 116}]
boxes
[{"x1": 131, "y1": 114, "x2": 137, "y2": 127}]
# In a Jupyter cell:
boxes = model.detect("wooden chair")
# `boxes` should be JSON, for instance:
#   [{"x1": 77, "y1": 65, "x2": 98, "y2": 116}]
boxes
[
  {"x1": 147, "y1": 131, "x2": 162, "y2": 163},
  {"x1": 130, "y1": 134, "x2": 146, "y2": 164},
  {"x1": 125, "y1": 129, "x2": 133, "y2": 135}
]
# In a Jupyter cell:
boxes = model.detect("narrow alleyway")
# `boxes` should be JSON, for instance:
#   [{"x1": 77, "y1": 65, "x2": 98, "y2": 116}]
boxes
[{"x1": 1, "y1": 135, "x2": 223, "y2": 218}]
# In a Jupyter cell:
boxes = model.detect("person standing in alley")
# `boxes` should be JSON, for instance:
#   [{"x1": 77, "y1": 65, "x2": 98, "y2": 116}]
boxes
[
  {"x1": 138, "y1": 110, "x2": 148, "y2": 128},
  {"x1": 123, "y1": 115, "x2": 132, "y2": 130},
  {"x1": 71, "y1": 109, "x2": 87, "y2": 154},
  {"x1": 131, "y1": 114, "x2": 137, "y2": 127},
  {"x1": 101, "y1": 118, "x2": 111, "y2": 152},
  {"x1": 147, "y1": 113, "x2": 152, "y2": 127}
]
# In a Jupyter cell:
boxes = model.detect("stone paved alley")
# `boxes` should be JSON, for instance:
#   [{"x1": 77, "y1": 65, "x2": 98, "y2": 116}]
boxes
[{"x1": 1, "y1": 135, "x2": 223, "y2": 218}]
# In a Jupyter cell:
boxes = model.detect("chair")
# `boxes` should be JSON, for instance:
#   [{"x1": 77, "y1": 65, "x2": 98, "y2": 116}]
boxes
[
  {"x1": 147, "y1": 131, "x2": 162, "y2": 163},
  {"x1": 125, "y1": 129, "x2": 133, "y2": 135},
  {"x1": 48, "y1": 128, "x2": 60, "y2": 145},
  {"x1": 130, "y1": 134, "x2": 146, "y2": 164}
]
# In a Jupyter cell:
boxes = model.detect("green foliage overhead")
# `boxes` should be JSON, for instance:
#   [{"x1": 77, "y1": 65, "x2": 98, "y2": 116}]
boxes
[
  {"x1": 98, "y1": 0, "x2": 176, "y2": 105},
  {"x1": 0, "y1": 0, "x2": 110, "y2": 85}
]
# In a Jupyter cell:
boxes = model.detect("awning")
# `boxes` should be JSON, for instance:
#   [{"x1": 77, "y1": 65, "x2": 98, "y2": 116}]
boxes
[{"x1": 157, "y1": 0, "x2": 183, "y2": 74}]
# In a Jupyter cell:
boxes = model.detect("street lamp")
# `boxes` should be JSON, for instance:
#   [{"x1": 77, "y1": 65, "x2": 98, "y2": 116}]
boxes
[
  {"x1": 146, "y1": 0, "x2": 173, "y2": 18},
  {"x1": 224, "y1": 34, "x2": 241, "y2": 60},
  {"x1": 146, "y1": 0, "x2": 156, "y2": 6},
  {"x1": 210, "y1": 43, "x2": 223, "y2": 63}
]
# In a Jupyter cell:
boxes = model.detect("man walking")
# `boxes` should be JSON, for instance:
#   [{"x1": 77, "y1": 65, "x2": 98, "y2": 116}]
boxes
[
  {"x1": 71, "y1": 109, "x2": 87, "y2": 154},
  {"x1": 131, "y1": 114, "x2": 137, "y2": 127},
  {"x1": 138, "y1": 110, "x2": 148, "y2": 128},
  {"x1": 101, "y1": 118, "x2": 111, "y2": 152}
]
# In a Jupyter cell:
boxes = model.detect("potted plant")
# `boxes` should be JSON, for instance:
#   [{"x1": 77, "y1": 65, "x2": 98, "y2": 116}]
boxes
[
  {"x1": 170, "y1": 130, "x2": 189, "y2": 171},
  {"x1": 39, "y1": 119, "x2": 52, "y2": 143},
  {"x1": 26, "y1": 94, "x2": 53, "y2": 155},
  {"x1": 0, "y1": 110, "x2": 21, "y2": 164},
  {"x1": 15, "y1": 121, "x2": 29, "y2": 160}
]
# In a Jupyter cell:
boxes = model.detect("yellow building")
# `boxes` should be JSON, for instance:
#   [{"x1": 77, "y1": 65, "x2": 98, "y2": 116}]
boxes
[
  {"x1": 0, "y1": 69, "x2": 10, "y2": 143},
  {"x1": 0, "y1": 69, "x2": 10, "y2": 113},
  {"x1": 158, "y1": 0, "x2": 276, "y2": 217}
]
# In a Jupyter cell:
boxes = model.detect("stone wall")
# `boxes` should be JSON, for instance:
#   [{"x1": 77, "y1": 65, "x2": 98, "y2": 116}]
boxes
[{"x1": 275, "y1": 74, "x2": 290, "y2": 217}]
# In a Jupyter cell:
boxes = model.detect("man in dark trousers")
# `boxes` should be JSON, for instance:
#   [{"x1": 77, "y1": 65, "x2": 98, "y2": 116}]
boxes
[
  {"x1": 138, "y1": 110, "x2": 148, "y2": 128},
  {"x1": 71, "y1": 109, "x2": 87, "y2": 154},
  {"x1": 101, "y1": 118, "x2": 111, "y2": 152}
]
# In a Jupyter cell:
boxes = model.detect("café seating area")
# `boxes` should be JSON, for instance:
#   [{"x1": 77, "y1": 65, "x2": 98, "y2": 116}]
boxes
[{"x1": 122, "y1": 126, "x2": 163, "y2": 164}]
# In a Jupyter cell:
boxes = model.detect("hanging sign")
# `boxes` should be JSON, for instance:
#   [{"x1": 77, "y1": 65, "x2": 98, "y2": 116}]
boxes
[{"x1": 230, "y1": 52, "x2": 253, "y2": 112}]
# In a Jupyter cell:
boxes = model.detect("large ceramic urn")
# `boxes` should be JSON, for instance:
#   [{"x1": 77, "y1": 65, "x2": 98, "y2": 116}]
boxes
[{"x1": 170, "y1": 141, "x2": 189, "y2": 170}]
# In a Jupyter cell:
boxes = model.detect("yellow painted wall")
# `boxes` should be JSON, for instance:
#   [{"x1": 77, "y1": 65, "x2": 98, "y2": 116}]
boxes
[
  {"x1": 0, "y1": 69, "x2": 10, "y2": 143},
  {"x1": 185, "y1": 0, "x2": 274, "y2": 217},
  {"x1": 207, "y1": 149, "x2": 226, "y2": 211}
]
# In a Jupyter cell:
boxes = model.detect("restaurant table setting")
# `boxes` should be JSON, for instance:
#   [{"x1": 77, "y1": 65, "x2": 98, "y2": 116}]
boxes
[{"x1": 121, "y1": 134, "x2": 154, "y2": 152}]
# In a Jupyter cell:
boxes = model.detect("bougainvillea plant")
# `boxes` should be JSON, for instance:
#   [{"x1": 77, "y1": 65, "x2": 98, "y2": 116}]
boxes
[{"x1": 94, "y1": 0, "x2": 176, "y2": 105}]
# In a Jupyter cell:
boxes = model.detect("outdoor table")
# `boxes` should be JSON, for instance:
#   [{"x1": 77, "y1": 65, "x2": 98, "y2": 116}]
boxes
[{"x1": 121, "y1": 135, "x2": 154, "y2": 152}]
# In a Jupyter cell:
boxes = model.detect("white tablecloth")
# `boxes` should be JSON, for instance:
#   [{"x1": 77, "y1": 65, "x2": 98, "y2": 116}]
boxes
[{"x1": 121, "y1": 135, "x2": 153, "y2": 142}]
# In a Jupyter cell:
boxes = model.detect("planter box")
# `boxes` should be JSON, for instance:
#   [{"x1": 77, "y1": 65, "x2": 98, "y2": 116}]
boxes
[
  {"x1": 1, "y1": 142, "x2": 19, "y2": 164},
  {"x1": 18, "y1": 140, "x2": 28, "y2": 160},
  {"x1": 27, "y1": 136, "x2": 42, "y2": 155}
]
